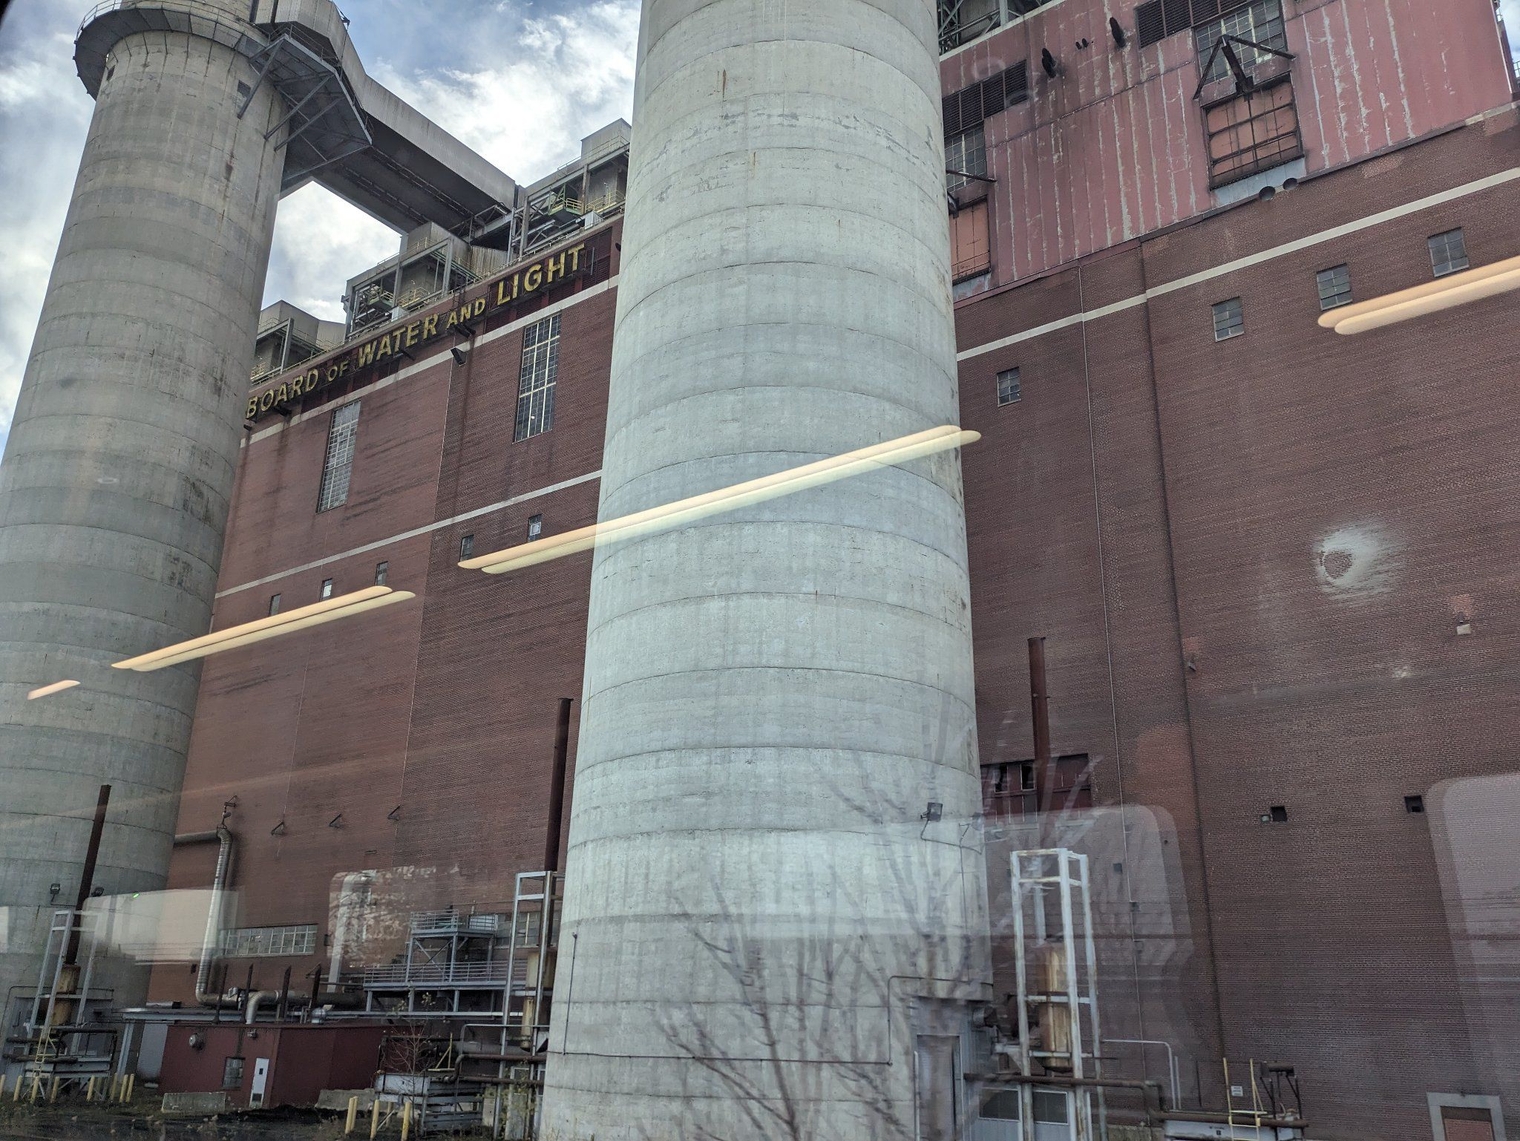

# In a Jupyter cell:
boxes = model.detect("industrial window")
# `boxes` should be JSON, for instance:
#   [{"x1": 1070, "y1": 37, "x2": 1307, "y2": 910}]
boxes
[
  {"x1": 374, "y1": 561, "x2": 388, "y2": 586},
  {"x1": 1195, "y1": 0, "x2": 1288, "y2": 85},
  {"x1": 945, "y1": 125, "x2": 987, "y2": 192},
  {"x1": 460, "y1": 534, "x2": 475, "y2": 559},
  {"x1": 514, "y1": 314, "x2": 560, "y2": 441},
  {"x1": 1405, "y1": 794, "x2": 1426, "y2": 814},
  {"x1": 950, "y1": 200, "x2": 991, "y2": 281},
  {"x1": 513, "y1": 910, "x2": 541, "y2": 948},
  {"x1": 1136, "y1": 0, "x2": 1257, "y2": 48},
  {"x1": 1213, "y1": 297, "x2": 1245, "y2": 340},
  {"x1": 1202, "y1": 78, "x2": 1301, "y2": 187},
  {"x1": 1317, "y1": 264, "x2": 1353, "y2": 310},
  {"x1": 527, "y1": 514, "x2": 544, "y2": 539},
  {"x1": 997, "y1": 367, "x2": 1021, "y2": 406},
  {"x1": 222, "y1": 1057, "x2": 244, "y2": 1090},
  {"x1": 320, "y1": 578, "x2": 333, "y2": 600},
  {"x1": 1429, "y1": 229, "x2": 1469, "y2": 277},
  {"x1": 268, "y1": 594, "x2": 281, "y2": 616},
  {"x1": 221, "y1": 924, "x2": 317, "y2": 957},
  {"x1": 317, "y1": 401, "x2": 360, "y2": 511},
  {"x1": 942, "y1": 62, "x2": 1029, "y2": 143}
]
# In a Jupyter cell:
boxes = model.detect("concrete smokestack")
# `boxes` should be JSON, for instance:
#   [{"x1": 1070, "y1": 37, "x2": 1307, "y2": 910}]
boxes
[
  {"x1": 0, "y1": 1, "x2": 286, "y2": 1010},
  {"x1": 542, "y1": 0, "x2": 991, "y2": 1136}
]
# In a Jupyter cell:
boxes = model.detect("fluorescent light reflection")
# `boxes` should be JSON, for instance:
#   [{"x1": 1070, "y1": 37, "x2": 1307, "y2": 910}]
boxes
[
  {"x1": 113, "y1": 587, "x2": 415, "y2": 672},
  {"x1": 1320, "y1": 255, "x2": 1520, "y2": 335},
  {"x1": 28, "y1": 680, "x2": 81, "y2": 701},
  {"x1": 461, "y1": 425, "x2": 980, "y2": 576}
]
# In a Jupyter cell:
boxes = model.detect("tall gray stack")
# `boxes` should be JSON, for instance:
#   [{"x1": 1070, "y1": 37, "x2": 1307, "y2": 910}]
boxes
[
  {"x1": 542, "y1": 1, "x2": 992, "y2": 1137},
  {"x1": 0, "y1": 0, "x2": 285, "y2": 1012}
]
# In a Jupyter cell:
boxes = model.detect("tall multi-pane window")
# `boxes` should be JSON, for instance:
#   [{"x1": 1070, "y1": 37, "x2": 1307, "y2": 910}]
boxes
[
  {"x1": 317, "y1": 402, "x2": 360, "y2": 511},
  {"x1": 1429, "y1": 229, "x2": 1469, "y2": 277},
  {"x1": 945, "y1": 125, "x2": 987, "y2": 192},
  {"x1": 997, "y1": 367, "x2": 1022, "y2": 406},
  {"x1": 515, "y1": 315, "x2": 561, "y2": 441},
  {"x1": 221, "y1": 924, "x2": 318, "y2": 957},
  {"x1": 1195, "y1": 0, "x2": 1289, "y2": 85},
  {"x1": 1317, "y1": 265, "x2": 1353, "y2": 310}
]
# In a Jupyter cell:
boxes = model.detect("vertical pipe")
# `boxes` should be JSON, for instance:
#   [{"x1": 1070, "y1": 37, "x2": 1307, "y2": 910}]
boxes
[
  {"x1": 543, "y1": 698, "x2": 573, "y2": 874},
  {"x1": 1028, "y1": 637, "x2": 1053, "y2": 817},
  {"x1": 64, "y1": 784, "x2": 111, "y2": 966}
]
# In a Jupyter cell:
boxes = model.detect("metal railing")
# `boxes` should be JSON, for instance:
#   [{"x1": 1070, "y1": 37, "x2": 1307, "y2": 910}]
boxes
[{"x1": 362, "y1": 959, "x2": 520, "y2": 987}]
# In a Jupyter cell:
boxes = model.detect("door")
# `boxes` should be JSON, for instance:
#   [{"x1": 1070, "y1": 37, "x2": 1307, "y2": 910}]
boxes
[{"x1": 249, "y1": 1057, "x2": 271, "y2": 1109}]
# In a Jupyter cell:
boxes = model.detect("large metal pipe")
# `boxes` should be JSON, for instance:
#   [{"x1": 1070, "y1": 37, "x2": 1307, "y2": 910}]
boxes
[
  {"x1": 65, "y1": 784, "x2": 112, "y2": 966},
  {"x1": 543, "y1": 698, "x2": 574, "y2": 874},
  {"x1": 0, "y1": 0, "x2": 287, "y2": 1011},
  {"x1": 541, "y1": 1, "x2": 991, "y2": 1136},
  {"x1": 175, "y1": 826, "x2": 236, "y2": 1005}
]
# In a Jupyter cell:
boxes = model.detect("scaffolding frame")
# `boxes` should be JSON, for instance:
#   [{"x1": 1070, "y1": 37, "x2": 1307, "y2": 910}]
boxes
[{"x1": 1009, "y1": 848, "x2": 1104, "y2": 1141}]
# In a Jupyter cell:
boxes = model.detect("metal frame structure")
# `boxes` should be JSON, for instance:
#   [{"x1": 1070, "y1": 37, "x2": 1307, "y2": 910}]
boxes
[
  {"x1": 1009, "y1": 848, "x2": 1104, "y2": 1141},
  {"x1": 938, "y1": 0, "x2": 1062, "y2": 54},
  {"x1": 15, "y1": 909, "x2": 117, "y2": 1090}
]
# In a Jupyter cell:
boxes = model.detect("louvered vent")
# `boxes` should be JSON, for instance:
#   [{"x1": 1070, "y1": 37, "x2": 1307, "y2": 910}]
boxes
[{"x1": 942, "y1": 61, "x2": 1030, "y2": 137}]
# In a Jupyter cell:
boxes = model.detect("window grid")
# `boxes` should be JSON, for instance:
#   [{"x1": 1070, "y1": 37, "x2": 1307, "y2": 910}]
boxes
[
  {"x1": 1195, "y1": 0, "x2": 1287, "y2": 84},
  {"x1": 222, "y1": 924, "x2": 317, "y2": 957},
  {"x1": 1213, "y1": 297, "x2": 1245, "y2": 340},
  {"x1": 268, "y1": 594, "x2": 281, "y2": 616},
  {"x1": 1429, "y1": 229, "x2": 1469, "y2": 277},
  {"x1": 374, "y1": 561, "x2": 388, "y2": 586},
  {"x1": 460, "y1": 534, "x2": 475, "y2": 559},
  {"x1": 320, "y1": 578, "x2": 333, "y2": 600},
  {"x1": 527, "y1": 514, "x2": 544, "y2": 539},
  {"x1": 946, "y1": 126, "x2": 987, "y2": 192},
  {"x1": 515, "y1": 315, "x2": 561, "y2": 441},
  {"x1": 317, "y1": 402, "x2": 360, "y2": 511},
  {"x1": 997, "y1": 367, "x2": 1022, "y2": 406},
  {"x1": 1317, "y1": 264, "x2": 1353, "y2": 310}
]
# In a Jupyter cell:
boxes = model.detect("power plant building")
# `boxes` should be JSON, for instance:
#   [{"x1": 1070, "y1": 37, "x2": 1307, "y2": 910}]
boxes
[{"x1": 1, "y1": 0, "x2": 1518, "y2": 1139}]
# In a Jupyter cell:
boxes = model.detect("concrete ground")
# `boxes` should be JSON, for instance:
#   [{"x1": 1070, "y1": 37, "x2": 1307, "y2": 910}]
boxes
[{"x1": 0, "y1": 1100, "x2": 356, "y2": 1140}]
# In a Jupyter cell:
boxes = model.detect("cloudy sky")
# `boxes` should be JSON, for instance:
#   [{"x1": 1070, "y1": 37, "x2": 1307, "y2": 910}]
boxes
[
  {"x1": 0, "y1": 0, "x2": 639, "y2": 456},
  {"x1": 0, "y1": 2, "x2": 1518, "y2": 457}
]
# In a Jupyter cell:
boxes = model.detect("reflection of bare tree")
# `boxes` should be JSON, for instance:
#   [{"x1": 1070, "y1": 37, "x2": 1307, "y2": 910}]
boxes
[{"x1": 652, "y1": 710, "x2": 992, "y2": 1141}]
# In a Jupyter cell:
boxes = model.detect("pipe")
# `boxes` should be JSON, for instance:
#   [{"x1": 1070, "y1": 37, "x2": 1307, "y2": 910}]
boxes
[
  {"x1": 65, "y1": 784, "x2": 112, "y2": 965},
  {"x1": 174, "y1": 826, "x2": 235, "y2": 1004},
  {"x1": 973, "y1": 1069, "x2": 1164, "y2": 1112},
  {"x1": 245, "y1": 991, "x2": 276, "y2": 1025},
  {"x1": 1106, "y1": 1037, "x2": 1180, "y2": 1110},
  {"x1": 1028, "y1": 638, "x2": 1052, "y2": 817},
  {"x1": 543, "y1": 698, "x2": 574, "y2": 873}
]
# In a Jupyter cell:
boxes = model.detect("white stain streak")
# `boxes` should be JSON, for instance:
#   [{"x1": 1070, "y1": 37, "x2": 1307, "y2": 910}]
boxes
[
  {"x1": 1382, "y1": 0, "x2": 1416, "y2": 137},
  {"x1": 1340, "y1": 1, "x2": 1371, "y2": 147}
]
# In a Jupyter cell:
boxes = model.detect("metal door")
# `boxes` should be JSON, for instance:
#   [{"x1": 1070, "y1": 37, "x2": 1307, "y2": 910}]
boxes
[{"x1": 249, "y1": 1057, "x2": 270, "y2": 1109}]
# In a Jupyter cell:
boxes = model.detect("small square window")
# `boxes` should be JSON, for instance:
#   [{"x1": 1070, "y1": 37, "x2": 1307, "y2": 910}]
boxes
[
  {"x1": 1428, "y1": 228, "x2": 1469, "y2": 277},
  {"x1": 320, "y1": 578, "x2": 334, "y2": 600},
  {"x1": 374, "y1": 561, "x2": 388, "y2": 586},
  {"x1": 996, "y1": 367, "x2": 1021, "y2": 407},
  {"x1": 1404, "y1": 794, "x2": 1425, "y2": 814},
  {"x1": 268, "y1": 594, "x2": 281, "y2": 616},
  {"x1": 222, "y1": 1056, "x2": 244, "y2": 1090},
  {"x1": 1267, "y1": 805, "x2": 1288, "y2": 823},
  {"x1": 460, "y1": 534, "x2": 474, "y2": 559},
  {"x1": 1213, "y1": 298, "x2": 1245, "y2": 341},
  {"x1": 1316, "y1": 264, "x2": 1353, "y2": 310},
  {"x1": 527, "y1": 514, "x2": 544, "y2": 539}
]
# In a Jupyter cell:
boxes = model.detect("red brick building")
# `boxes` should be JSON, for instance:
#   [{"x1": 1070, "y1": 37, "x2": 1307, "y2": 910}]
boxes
[{"x1": 151, "y1": 2, "x2": 1519, "y2": 1137}]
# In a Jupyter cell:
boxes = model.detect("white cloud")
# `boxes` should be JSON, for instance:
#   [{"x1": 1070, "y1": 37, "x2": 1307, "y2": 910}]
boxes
[
  {"x1": 368, "y1": 1, "x2": 638, "y2": 184},
  {"x1": 0, "y1": 0, "x2": 93, "y2": 458},
  {"x1": 264, "y1": 187, "x2": 400, "y2": 322}
]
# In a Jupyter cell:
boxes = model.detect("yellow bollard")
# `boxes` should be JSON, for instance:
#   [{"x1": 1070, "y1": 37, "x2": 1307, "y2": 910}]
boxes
[
  {"x1": 29, "y1": 1074, "x2": 41, "y2": 1103},
  {"x1": 124, "y1": 1073, "x2": 135, "y2": 1102},
  {"x1": 86, "y1": 1076, "x2": 96, "y2": 1102},
  {"x1": 49, "y1": 1076, "x2": 60, "y2": 1103},
  {"x1": 369, "y1": 1097, "x2": 381, "y2": 1140},
  {"x1": 11, "y1": 1072, "x2": 22, "y2": 1102},
  {"x1": 345, "y1": 1094, "x2": 358, "y2": 1135},
  {"x1": 400, "y1": 1098, "x2": 412, "y2": 1141}
]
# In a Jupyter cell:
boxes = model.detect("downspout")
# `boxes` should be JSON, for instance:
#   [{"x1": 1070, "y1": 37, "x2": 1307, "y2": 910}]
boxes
[{"x1": 174, "y1": 826, "x2": 235, "y2": 1005}]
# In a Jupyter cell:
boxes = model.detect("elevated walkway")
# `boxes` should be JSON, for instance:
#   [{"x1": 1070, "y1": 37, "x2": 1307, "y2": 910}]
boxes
[{"x1": 76, "y1": 0, "x2": 517, "y2": 235}]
